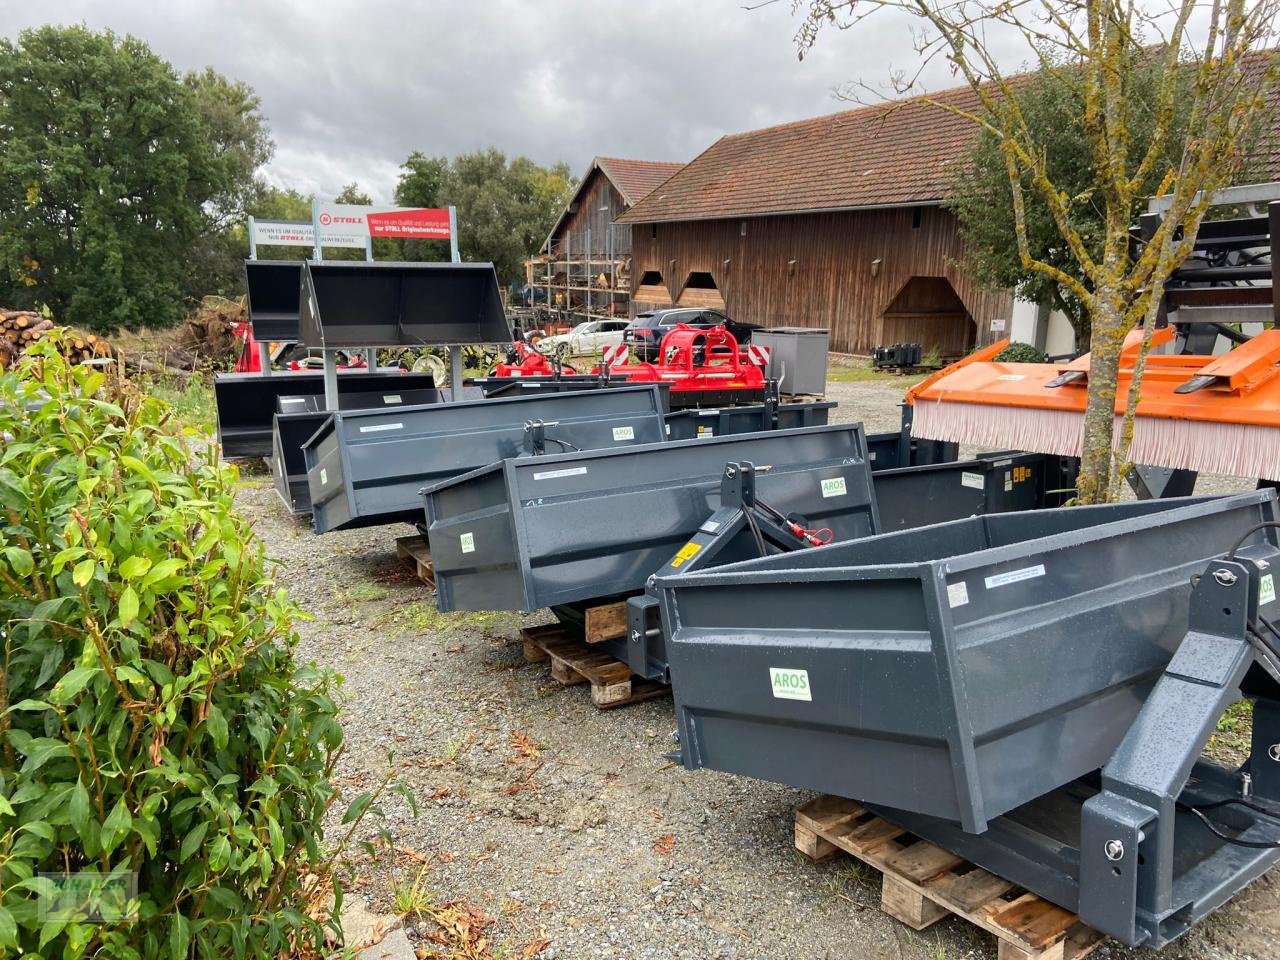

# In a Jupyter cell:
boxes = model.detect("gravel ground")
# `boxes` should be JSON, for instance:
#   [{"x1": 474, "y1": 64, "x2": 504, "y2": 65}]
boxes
[{"x1": 232, "y1": 376, "x2": 1277, "y2": 960}]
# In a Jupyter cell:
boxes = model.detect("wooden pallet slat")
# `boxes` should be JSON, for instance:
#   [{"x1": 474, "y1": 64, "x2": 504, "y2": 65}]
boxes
[
  {"x1": 794, "y1": 795, "x2": 1106, "y2": 960},
  {"x1": 584, "y1": 601, "x2": 628, "y2": 643},
  {"x1": 395, "y1": 535, "x2": 435, "y2": 588},
  {"x1": 520, "y1": 625, "x2": 668, "y2": 709}
]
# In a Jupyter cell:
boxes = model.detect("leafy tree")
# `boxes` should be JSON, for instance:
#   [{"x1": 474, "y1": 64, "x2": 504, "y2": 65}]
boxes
[
  {"x1": 0, "y1": 26, "x2": 269, "y2": 331},
  {"x1": 180, "y1": 69, "x2": 275, "y2": 299},
  {"x1": 798, "y1": 1, "x2": 1278, "y2": 502},
  {"x1": 436, "y1": 149, "x2": 575, "y2": 284},
  {"x1": 333, "y1": 182, "x2": 372, "y2": 205},
  {"x1": 946, "y1": 59, "x2": 1198, "y2": 346}
]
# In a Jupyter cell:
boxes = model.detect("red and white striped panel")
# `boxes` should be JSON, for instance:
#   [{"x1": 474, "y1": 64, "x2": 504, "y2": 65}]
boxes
[
  {"x1": 746, "y1": 344, "x2": 772, "y2": 368},
  {"x1": 603, "y1": 344, "x2": 629, "y2": 367}
]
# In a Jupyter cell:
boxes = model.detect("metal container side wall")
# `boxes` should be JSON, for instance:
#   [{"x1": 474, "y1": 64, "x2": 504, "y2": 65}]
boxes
[
  {"x1": 428, "y1": 424, "x2": 876, "y2": 612},
  {"x1": 311, "y1": 386, "x2": 668, "y2": 532}
]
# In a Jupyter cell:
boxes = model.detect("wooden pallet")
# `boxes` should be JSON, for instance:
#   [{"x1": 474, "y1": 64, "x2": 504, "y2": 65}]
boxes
[
  {"x1": 520, "y1": 624, "x2": 668, "y2": 709},
  {"x1": 795, "y1": 796, "x2": 1106, "y2": 960},
  {"x1": 395, "y1": 535, "x2": 435, "y2": 588}
]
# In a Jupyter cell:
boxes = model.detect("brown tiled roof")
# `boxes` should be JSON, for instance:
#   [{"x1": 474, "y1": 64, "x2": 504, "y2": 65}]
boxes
[
  {"x1": 617, "y1": 85, "x2": 985, "y2": 224},
  {"x1": 596, "y1": 157, "x2": 686, "y2": 205}
]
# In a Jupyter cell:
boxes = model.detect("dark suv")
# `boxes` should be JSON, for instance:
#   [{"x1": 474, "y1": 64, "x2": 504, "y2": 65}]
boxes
[{"x1": 622, "y1": 309, "x2": 760, "y2": 363}]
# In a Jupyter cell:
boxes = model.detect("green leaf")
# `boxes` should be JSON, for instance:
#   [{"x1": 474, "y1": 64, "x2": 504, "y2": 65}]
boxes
[
  {"x1": 141, "y1": 557, "x2": 184, "y2": 587},
  {"x1": 208, "y1": 834, "x2": 231, "y2": 872},
  {"x1": 100, "y1": 796, "x2": 132, "y2": 855},
  {"x1": 72, "y1": 557, "x2": 95, "y2": 587},
  {"x1": 21, "y1": 739, "x2": 71, "y2": 774},
  {"x1": 2, "y1": 545, "x2": 33, "y2": 577},
  {"x1": 179, "y1": 821, "x2": 208, "y2": 862},
  {"x1": 69, "y1": 777, "x2": 91, "y2": 834},
  {"x1": 119, "y1": 585, "x2": 139, "y2": 627},
  {"x1": 205, "y1": 704, "x2": 228, "y2": 750},
  {"x1": 169, "y1": 912, "x2": 191, "y2": 960},
  {"x1": 49, "y1": 665, "x2": 99, "y2": 704},
  {"x1": 118, "y1": 554, "x2": 152, "y2": 579},
  {"x1": 342, "y1": 791, "x2": 374, "y2": 825},
  {"x1": 0, "y1": 906, "x2": 16, "y2": 949}
]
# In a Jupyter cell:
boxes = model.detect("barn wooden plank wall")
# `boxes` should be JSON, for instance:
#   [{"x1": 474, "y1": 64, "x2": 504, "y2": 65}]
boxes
[
  {"x1": 553, "y1": 170, "x2": 631, "y2": 255},
  {"x1": 628, "y1": 205, "x2": 1011, "y2": 355}
]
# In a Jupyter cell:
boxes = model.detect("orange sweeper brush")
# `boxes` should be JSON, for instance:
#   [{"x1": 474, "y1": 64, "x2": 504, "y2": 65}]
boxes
[{"x1": 906, "y1": 328, "x2": 1280, "y2": 480}]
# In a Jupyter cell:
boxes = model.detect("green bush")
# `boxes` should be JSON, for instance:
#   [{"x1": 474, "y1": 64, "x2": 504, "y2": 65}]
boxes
[
  {"x1": 0, "y1": 340, "x2": 348, "y2": 957},
  {"x1": 993, "y1": 341, "x2": 1050, "y2": 363}
]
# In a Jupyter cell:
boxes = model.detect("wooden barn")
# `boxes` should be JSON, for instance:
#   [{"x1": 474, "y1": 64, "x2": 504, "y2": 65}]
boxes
[
  {"x1": 615, "y1": 86, "x2": 1009, "y2": 356},
  {"x1": 525, "y1": 156, "x2": 684, "y2": 323}
]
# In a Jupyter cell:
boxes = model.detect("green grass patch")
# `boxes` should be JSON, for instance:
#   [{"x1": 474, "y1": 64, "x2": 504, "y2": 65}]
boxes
[
  {"x1": 147, "y1": 375, "x2": 216, "y2": 435},
  {"x1": 374, "y1": 601, "x2": 504, "y2": 636},
  {"x1": 825, "y1": 365, "x2": 931, "y2": 386},
  {"x1": 340, "y1": 582, "x2": 389, "y2": 604}
]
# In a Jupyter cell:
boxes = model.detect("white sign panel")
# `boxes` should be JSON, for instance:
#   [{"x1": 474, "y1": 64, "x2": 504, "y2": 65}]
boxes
[
  {"x1": 312, "y1": 204, "x2": 370, "y2": 248},
  {"x1": 251, "y1": 219, "x2": 315, "y2": 248},
  {"x1": 990, "y1": 317, "x2": 1008, "y2": 333}
]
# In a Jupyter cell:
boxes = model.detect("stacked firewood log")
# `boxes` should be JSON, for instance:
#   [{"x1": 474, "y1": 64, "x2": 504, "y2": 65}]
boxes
[{"x1": 0, "y1": 309, "x2": 114, "y2": 369}]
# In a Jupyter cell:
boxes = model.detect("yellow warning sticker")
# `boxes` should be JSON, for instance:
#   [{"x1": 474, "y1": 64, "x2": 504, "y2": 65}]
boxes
[{"x1": 669, "y1": 542, "x2": 703, "y2": 568}]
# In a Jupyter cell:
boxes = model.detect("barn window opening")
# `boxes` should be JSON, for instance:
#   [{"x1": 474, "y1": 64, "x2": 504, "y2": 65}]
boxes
[
  {"x1": 912, "y1": 207, "x2": 923, "y2": 229},
  {"x1": 638, "y1": 271, "x2": 663, "y2": 286},
  {"x1": 677, "y1": 271, "x2": 725, "y2": 309},
  {"x1": 651, "y1": 223, "x2": 658, "y2": 239},
  {"x1": 635, "y1": 270, "x2": 672, "y2": 310}
]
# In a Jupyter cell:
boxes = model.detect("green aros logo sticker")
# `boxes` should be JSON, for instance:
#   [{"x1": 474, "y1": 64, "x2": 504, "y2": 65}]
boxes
[{"x1": 769, "y1": 667, "x2": 812, "y2": 702}]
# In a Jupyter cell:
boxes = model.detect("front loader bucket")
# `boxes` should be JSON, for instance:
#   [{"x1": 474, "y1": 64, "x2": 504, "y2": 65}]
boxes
[
  {"x1": 271, "y1": 388, "x2": 442, "y2": 515},
  {"x1": 213, "y1": 370, "x2": 437, "y2": 459},
  {"x1": 299, "y1": 261, "x2": 511, "y2": 348},
  {"x1": 423, "y1": 423, "x2": 878, "y2": 613},
  {"x1": 303, "y1": 384, "x2": 668, "y2": 534},
  {"x1": 244, "y1": 260, "x2": 303, "y2": 341}
]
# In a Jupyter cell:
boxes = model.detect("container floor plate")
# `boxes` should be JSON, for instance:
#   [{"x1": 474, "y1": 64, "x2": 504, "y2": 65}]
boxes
[{"x1": 795, "y1": 795, "x2": 1106, "y2": 960}]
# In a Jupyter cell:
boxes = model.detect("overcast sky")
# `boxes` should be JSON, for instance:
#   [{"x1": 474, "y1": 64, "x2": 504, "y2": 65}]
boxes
[{"x1": 2, "y1": 1, "x2": 1029, "y2": 202}]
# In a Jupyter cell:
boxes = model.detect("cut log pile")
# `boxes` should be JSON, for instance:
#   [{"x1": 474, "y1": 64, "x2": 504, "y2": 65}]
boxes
[{"x1": 0, "y1": 310, "x2": 113, "y2": 369}]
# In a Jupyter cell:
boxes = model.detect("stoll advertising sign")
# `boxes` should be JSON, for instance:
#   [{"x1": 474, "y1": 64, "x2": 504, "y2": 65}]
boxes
[{"x1": 314, "y1": 204, "x2": 452, "y2": 245}]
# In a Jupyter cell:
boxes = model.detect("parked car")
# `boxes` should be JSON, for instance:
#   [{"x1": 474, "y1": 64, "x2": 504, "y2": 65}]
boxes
[
  {"x1": 538, "y1": 319, "x2": 630, "y2": 354},
  {"x1": 622, "y1": 309, "x2": 760, "y2": 362}
]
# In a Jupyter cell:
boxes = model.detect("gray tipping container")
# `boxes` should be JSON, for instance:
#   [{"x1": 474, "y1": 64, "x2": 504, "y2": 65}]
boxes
[
  {"x1": 663, "y1": 400, "x2": 835, "y2": 440},
  {"x1": 654, "y1": 491, "x2": 1279, "y2": 834},
  {"x1": 424, "y1": 423, "x2": 877, "y2": 613},
  {"x1": 305, "y1": 384, "x2": 668, "y2": 534},
  {"x1": 299, "y1": 261, "x2": 511, "y2": 348}
]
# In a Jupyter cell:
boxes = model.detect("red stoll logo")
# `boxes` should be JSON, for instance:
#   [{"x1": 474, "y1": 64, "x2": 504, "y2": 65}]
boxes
[{"x1": 319, "y1": 213, "x2": 332, "y2": 225}]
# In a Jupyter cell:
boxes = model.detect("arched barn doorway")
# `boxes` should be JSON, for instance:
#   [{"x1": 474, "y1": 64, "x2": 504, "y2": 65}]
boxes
[
  {"x1": 676, "y1": 271, "x2": 726, "y2": 310},
  {"x1": 880, "y1": 277, "x2": 976, "y2": 360}
]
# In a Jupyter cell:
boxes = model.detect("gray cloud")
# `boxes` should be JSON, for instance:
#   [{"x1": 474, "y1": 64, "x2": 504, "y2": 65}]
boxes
[{"x1": 3, "y1": 1, "x2": 1029, "y2": 201}]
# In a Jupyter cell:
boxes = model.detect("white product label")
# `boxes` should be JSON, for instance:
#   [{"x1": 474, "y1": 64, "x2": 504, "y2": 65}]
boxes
[
  {"x1": 665, "y1": 424, "x2": 671, "y2": 435},
  {"x1": 947, "y1": 581, "x2": 969, "y2": 608},
  {"x1": 869, "y1": 451, "x2": 877, "y2": 461},
  {"x1": 612, "y1": 425, "x2": 635, "y2": 441},
  {"x1": 459, "y1": 532, "x2": 475, "y2": 554},
  {"x1": 1004, "y1": 475, "x2": 1013, "y2": 493},
  {"x1": 359, "y1": 422, "x2": 403, "y2": 433},
  {"x1": 769, "y1": 667, "x2": 812, "y2": 702},
  {"x1": 383, "y1": 394, "x2": 402, "y2": 404},
  {"x1": 997, "y1": 374, "x2": 1026, "y2": 381},
  {"x1": 821, "y1": 477, "x2": 847, "y2": 498},
  {"x1": 319, "y1": 468, "x2": 328, "y2": 486},
  {"x1": 282, "y1": 397, "x2": 306, "y2": 405},
  {"x1": 961, "y1": 471, "x2": 984, "y2": 490},
  {"x1": 1262, "y1": 574, "x2": 1276, "y2": 606},
  {"x1": 700, "y1": 520, "x2": 721, "y2": 533},
  {"x1": 985, "y1": 564, "x2": 1046, "y2": 590},
  {"x1": 532, "y1": 466, "x2": 588, "y2": 480},
  {"x1": 697, "y1": 427, "x2": 715, "y2": 438},
  {"x1": 509, "y1": 371, "x2": 522, "y2": 377}
]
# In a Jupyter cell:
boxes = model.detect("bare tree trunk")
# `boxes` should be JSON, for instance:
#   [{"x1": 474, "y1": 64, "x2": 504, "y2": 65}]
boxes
[{"x1": 1076, "y1": 287, "x2": 1127, "y2": 503}]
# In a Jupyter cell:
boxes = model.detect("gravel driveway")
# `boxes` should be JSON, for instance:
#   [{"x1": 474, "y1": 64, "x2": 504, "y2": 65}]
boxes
[{"x1": 232, "y1": 376, "x2": 1278, "y2": 960}]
